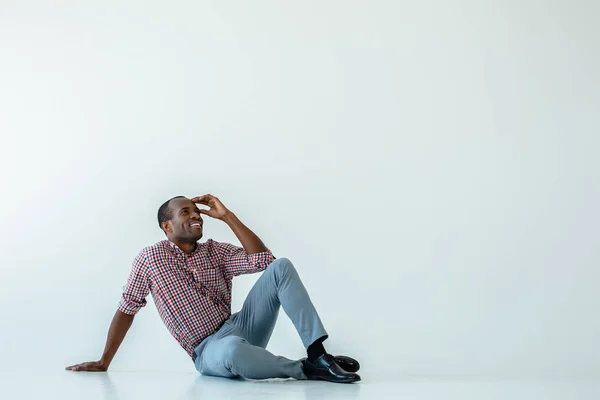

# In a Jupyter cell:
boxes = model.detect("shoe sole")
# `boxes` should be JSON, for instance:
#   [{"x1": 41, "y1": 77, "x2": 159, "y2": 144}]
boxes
[{"x1": 305, "y1": 374, "x2": 361, "y2": 384}]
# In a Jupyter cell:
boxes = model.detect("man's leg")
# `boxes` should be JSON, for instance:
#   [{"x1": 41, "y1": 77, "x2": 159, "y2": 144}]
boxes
[
  {"x1": 230, "y1": 257, "x2": 328, "y2": 350},
  {"x1": 196, "y1": 258, "x2": 359, "y2": 382},
  {"x1": 197, "y1": 334, "x2": 305, "y2": 380}
]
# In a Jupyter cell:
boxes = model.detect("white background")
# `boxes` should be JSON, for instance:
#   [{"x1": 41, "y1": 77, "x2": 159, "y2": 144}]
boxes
[{"x1": 1, "y1": 0, "x2": 599, "y2": 383}]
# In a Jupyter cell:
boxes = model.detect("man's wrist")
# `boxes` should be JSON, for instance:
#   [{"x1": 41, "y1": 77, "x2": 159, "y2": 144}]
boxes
[{"x1": 221, "y1": 211, "x2": 237, "y2": 225}]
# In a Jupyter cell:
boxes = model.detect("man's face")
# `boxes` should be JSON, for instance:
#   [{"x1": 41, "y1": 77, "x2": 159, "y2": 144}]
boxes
[{"x1": 163, "y1": 198, "x2": 204, "y2": 242}]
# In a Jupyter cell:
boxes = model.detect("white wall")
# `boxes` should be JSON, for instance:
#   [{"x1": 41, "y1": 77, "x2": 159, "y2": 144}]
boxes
[{"x1": 1, "y1": 0, "x2": 599, "y2": 380}]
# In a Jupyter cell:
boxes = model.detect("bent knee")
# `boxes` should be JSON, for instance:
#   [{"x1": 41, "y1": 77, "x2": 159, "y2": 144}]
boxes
[{"x1": 268, "y1": 257, "x2": 296, "y2": 275}]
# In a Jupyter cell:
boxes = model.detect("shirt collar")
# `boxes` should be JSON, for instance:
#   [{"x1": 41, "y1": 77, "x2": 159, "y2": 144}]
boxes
[{"x1": 167, "y1": 240, "x2": 200, "y2": 255}]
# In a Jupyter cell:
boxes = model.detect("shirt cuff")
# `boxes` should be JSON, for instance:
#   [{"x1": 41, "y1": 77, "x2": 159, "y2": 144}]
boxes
[
  {"x1": 248, "y1": 249, "x2": 276, "y2": 270},
  {"x1": 117, "y1": 297, "x2": 146, "y2": 315}
]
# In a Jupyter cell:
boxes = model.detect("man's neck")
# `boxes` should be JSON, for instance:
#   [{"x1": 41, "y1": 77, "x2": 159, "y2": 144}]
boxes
[{"x1": 171, "y1": 240, "x2": 197, "y2": 254}]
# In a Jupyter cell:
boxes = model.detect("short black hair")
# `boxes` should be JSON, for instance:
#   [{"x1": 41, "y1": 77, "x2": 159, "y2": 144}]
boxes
[{"x1": 157, "y1": 196, "x2": 186, "y2": 229}]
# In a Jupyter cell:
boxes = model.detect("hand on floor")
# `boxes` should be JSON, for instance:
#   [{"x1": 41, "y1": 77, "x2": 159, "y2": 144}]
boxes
[{"x1": 65, "y1": 360, "x2": 108, "y2": 372}]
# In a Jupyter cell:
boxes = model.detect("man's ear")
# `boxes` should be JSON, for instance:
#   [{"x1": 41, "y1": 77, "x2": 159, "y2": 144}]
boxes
[{"x1": 161, "y1": 220, "x2": 173, "y2": 233}]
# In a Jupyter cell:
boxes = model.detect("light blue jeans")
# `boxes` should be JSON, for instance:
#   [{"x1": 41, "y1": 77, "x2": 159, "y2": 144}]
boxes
[{"x1": 192, "y1": 258, "x2": 328, "y2": 380}]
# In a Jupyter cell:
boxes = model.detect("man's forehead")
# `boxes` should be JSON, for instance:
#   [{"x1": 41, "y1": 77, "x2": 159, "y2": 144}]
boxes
[{"x1": 170, "y1": 197, "x2": 195, "y2": 210}]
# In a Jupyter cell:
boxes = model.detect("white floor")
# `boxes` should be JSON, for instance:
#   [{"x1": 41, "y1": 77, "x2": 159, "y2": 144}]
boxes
[{"x1": 1, "y1": 371, "x2": 599, "y2": 400}]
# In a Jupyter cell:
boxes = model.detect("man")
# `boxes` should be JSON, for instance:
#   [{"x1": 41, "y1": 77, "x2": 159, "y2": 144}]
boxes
[{"x1": 66, "y1": 195, "x2": 360, "y2": 383}]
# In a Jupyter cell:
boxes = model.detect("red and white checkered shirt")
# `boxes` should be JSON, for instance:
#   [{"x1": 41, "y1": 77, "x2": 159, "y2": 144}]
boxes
[{"x1": 118, "y1": 239, "x2": 276, "y2": 357}]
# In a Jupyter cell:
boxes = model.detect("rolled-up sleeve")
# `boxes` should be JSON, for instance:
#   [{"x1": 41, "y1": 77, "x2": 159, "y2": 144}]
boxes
[
  {"x1": 118, "y1": 250, "x2": 151, "y2": 315},
  {"x1": 211, "y1": 239, "x2": 276, "y2": 279}
]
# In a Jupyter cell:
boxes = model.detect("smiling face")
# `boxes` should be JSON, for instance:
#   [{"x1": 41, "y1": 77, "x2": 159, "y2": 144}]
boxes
[{"x1": 161, "y1": 197, "x2": 204, "y2": 243}]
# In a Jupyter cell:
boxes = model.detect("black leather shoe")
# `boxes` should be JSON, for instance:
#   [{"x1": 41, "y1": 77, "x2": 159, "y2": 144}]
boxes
[
  {"x1": 302, "y1": 354, "x2": 361, "y2": 383},
  {"x1": 332, "y1": 355, "x2": 360, "y2": 373},
  {"x1": 301, "y1": 355, "x2": 360, "y2": 373}
]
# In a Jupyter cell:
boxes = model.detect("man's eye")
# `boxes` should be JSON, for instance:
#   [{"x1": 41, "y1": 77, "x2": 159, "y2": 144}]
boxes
[{"x1": 182, "y1": 210, "x2": 188, "y2": 214}]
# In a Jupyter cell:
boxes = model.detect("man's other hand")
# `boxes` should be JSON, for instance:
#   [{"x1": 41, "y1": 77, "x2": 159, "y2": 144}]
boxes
[{"x1": 65, "y1": 361, "x2": 108, "y2": 372}]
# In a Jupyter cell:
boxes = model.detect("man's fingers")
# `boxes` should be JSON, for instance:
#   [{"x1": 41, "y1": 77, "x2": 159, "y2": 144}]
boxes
[
  {"x1": 191, "y1": 195, "x2": 209, "y2": 204},
  {"x1": 192, "y1": 194, "x2": 216, "y2": 203},
  {"x1": 193, "y1": 199, "x2": 216, "y2": 207},
  {"x1": 66, "y1": 362, "x2": 99, "y2": 372}
]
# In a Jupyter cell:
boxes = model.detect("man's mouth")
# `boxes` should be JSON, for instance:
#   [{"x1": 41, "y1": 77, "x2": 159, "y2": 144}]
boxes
[{"x1": 190, "y1": 223, "x2": 202, "y2": 229}]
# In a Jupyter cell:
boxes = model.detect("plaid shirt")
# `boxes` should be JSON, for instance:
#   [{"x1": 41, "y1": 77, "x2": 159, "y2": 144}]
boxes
[{"x1": 118, "y1": 239, "x2": 276, "y2": 357}]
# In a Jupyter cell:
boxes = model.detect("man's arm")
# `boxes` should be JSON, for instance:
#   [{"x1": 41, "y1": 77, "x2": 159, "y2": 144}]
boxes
[
  {"x1": 222, "y1": 212, "x2": 267, "y2": 254},
  {"x1": 65, "y1": 310, "x2": 134, "y2": 371},
  {"x1": 192, "y1": 194, "x2": 268, "y2": 254},
  {"x1": 67, "y1": 250, "x2": 150, "y2": 372}
]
